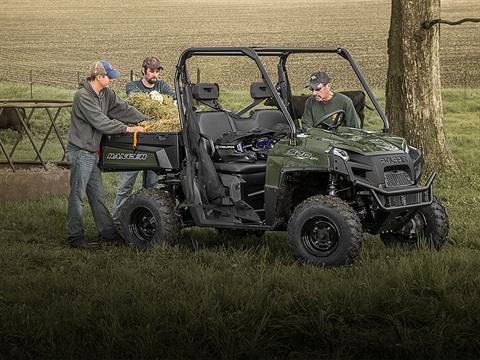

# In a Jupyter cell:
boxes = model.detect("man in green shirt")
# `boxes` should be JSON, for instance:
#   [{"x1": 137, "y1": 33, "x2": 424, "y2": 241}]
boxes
[{"x1": 302, "y1": 71, "x2": 361, "y2": 129}]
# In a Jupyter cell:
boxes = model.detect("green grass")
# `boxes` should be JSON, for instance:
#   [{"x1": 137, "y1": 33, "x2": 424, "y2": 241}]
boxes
[{"x1": 1, "y1": 82, "x2": 480, "y2": 359}]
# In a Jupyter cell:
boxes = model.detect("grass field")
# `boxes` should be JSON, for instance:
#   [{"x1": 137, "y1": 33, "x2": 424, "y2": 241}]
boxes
[
  {"x1": 0, "y1": 0, "x2": 479, "y2": 90},
  {"x1": 1, "y1": 81, "x2": 480, "y2": 358}
]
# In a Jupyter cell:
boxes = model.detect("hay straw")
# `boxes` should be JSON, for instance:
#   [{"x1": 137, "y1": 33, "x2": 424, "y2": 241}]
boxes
[{"x1": 128, "y1": 92, "x2": 181, "y2": 132}]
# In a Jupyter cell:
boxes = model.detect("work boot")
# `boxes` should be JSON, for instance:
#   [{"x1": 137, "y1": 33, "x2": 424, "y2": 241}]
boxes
[{"x1": 101, "y1": 233, "x2": 128, "y2": 247}]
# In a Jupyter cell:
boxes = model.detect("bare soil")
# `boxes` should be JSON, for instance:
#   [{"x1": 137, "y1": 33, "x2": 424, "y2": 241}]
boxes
[{"x1": 0, "y1": 164, "x2": 69, "y2": 201}]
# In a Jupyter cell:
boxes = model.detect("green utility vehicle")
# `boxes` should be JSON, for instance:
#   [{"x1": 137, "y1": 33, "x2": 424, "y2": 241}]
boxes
[{"x1": 99, "y1": 47, "x2": 448, "y2": 266}]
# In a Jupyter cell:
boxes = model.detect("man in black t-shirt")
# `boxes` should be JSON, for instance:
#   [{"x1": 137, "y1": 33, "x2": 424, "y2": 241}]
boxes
[{"x1": 112, "y1": 56, "x2": 175, "y2": 224}]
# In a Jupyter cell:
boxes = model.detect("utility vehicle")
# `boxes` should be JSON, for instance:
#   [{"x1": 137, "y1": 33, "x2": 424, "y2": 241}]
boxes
[{"x1": 99, "y1": 47, "x2": 448, "y2": 266}]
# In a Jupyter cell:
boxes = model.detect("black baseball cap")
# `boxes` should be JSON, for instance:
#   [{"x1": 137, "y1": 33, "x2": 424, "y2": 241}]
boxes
[{"x1": 306, "y1": 71, "x2": 331, "y2": 90}]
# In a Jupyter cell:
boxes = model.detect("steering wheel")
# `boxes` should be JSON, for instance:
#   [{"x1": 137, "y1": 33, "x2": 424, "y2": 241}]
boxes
[{"x1": 314, "y1": 109, "x2": 346, "y2": 130}]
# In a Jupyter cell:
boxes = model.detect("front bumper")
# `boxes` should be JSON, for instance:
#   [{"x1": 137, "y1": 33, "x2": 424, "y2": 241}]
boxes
[{"x1": 354, "y1": 172, "x2": 435, "y2": 211}]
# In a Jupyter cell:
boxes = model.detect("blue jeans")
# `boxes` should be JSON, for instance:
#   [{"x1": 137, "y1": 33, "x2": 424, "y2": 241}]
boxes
[
  {"x1": 111, "y1": 170, "x2": 158, "y2": 223},
  {"x1": 66, "y1": 143, "x2": 118, "y2": 245}
]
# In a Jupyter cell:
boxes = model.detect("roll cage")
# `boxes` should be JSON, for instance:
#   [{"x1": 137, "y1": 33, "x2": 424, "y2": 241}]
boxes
[{"x1": 173, "y1": 47, "x2": 389, "y2": 148}]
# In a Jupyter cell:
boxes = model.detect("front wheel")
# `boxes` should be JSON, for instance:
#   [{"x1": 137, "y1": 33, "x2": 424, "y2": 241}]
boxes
[
  {"x1": 120, "y1": 188, "x2": 182, "y2": 250},
  {"x1": 380, "y1": 196, "x2": 449, "y2": 249},
  {"x1": 288, "y1": 195, "x2": 363, "y2": 266}
]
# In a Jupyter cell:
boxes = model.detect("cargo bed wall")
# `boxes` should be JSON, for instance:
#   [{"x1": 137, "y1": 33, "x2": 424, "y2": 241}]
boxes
[{"x1": 98, "y1": 132, "x2": 183, "y2": 172}]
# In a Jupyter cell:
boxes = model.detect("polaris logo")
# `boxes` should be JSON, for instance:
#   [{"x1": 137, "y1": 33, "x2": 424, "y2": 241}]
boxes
[
  {"x1": 106, "y1": 153, "x2": 148, "y2": 161},
  {"x1": 380, "y1": 155, "x2": 408, "y2": 164}
]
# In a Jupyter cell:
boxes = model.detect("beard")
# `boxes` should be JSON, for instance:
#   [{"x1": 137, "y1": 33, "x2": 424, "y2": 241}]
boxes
[{"x1": 145, "y1": 77, "x2": 157, "y2": 85}]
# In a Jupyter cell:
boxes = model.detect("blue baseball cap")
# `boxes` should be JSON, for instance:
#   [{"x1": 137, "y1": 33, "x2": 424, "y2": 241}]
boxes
[{"x1": 91, "y1": 60, "x2": 121, "y2": 79}]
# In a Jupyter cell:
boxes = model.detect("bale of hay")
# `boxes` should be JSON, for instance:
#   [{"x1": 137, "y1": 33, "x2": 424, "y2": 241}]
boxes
[{"x1": 127, "y1": 92, "x2": 181, "y2": 132}]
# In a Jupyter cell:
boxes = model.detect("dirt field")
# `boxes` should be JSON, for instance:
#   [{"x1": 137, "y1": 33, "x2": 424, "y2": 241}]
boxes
[
  {"x1": 0, "y1": 164, "x2": 69, "y2": 201},
  {"x1": 0, "y1": 0, "x2": 478, "y2": 89}
]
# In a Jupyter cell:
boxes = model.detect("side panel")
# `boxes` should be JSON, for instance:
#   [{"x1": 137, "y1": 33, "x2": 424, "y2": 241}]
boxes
[
  {"x1": 98, "y1": 132, "x2": 183, "y2": 171},
  {"x1": 265, "y1": 137, "x2": 330, "y2": 188}
]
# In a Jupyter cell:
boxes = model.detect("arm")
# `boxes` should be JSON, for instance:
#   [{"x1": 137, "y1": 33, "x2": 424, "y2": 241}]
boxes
[
  {"x1": 301, "y1": 98, "x2": 315, "y2": 129},
  {"x1": 343, "y1": 98, "x2": 361, "y2": 128},
  {"x1": 74, "y1": 93, "x2": 128, "y2": 134},
  {"x1": 157, "y1": 80, "x2": 176, "y2": 99},
  {"x1": 106, "y1": 89, "x2": 149, "y2": 125}
]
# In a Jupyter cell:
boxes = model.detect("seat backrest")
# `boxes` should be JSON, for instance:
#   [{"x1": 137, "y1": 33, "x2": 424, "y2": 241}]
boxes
[
  {"x1": 192, "y1": 83, "x2": 220, "y2": 101},
  {"x1": 197, "y1": 111, "x2": 235, "y2": 141},
  {"x1": 230, "y1": 109, "x2": 288, "y2": 132},
  {"x1": 193, "y1": 82, "x2": 235, "y2": 141},
  {"x1": 249, "y1": 109, "x2": 289, "y2": 130}
]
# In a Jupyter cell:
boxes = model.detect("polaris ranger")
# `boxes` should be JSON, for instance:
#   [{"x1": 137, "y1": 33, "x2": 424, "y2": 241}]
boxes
[{"x1": 99, "y1": 47, "x2": 448, "y2": 266}]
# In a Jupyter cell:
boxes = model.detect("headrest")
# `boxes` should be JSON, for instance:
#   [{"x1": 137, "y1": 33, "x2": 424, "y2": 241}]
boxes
[
  {"x1": 192, "y1": 83, "x2": 219, "y2": 101},
  {"x1": 250, "y1": 82, "x2": 273, "y2": 100}
]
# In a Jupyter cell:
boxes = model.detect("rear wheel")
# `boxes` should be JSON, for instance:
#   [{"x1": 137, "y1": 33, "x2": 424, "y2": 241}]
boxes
[
  {"x1": 380, "y1": 197, "x2": 448, "y2": 249},
  {"x1": 288, "y1": 195, "x2": 363, "y2": 266},
  {"x1": 120, "y1": 188, "x2": 182, "y2": 250}
]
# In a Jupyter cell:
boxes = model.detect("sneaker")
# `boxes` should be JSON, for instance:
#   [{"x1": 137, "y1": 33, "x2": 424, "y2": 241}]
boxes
[{"x1": 69, "y1": 239, "x2": 101, "y2": 250}]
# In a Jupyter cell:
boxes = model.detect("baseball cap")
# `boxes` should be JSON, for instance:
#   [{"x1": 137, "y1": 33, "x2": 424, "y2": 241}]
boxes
[
  {"x1": 306, "y1": 71, "x2": 331, "y2": 90},
  {"x1": 142, "y1": 56, "x2": 164, "y2": 71},
  {"x1": 91, "y1": 60, "x2": 121, "y2": 79}
]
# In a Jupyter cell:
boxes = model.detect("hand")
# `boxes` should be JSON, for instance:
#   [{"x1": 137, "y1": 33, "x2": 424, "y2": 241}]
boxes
[
  {"x1": 126, "y1": 126, "x2": 145, "y2": 133},
  {"x1": 149, "y1": 90, "x2": 164, "y2": 103}
]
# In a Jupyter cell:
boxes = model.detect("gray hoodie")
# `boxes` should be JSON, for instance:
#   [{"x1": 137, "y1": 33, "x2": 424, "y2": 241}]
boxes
[{"x1": 68, "y1": 79, "x2": 147, "y2": 152}]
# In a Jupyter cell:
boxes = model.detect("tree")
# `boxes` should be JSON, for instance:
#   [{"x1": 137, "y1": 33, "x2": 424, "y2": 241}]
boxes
[{"x1": 385, "y1": 0, "x2": 457, "y2": 172}]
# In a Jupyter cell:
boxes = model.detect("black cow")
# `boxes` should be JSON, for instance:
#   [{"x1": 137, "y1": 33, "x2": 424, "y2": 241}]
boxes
[
  {"x1": 265, "y1": 90, "x2": 372, "y2": 128},
  {"x1": 0, "y1": 107, "x2": 27, "y2": 133}
]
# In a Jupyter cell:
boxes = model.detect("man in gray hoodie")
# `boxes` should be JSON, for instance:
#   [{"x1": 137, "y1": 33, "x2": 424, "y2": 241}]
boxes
[{"x1": 66, "y1": 60, "x2": 147, "y2": 249}]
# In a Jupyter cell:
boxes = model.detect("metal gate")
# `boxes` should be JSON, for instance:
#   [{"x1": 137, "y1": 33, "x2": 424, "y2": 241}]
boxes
[{"x1": 0, "y1": 99, "x2": 72, "y2": 172}]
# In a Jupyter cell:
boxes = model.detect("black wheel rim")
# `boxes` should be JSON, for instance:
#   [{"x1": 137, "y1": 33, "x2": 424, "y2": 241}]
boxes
[
  {"x1": 301, "y1": 216, "x2": 339, "y2": 257},
  {"x1": 405, "y1": 212, "x2": 427, "y2": 242},
  {"x1": 129, "y1": 206, "x2": 157, "y2": 244},
  {"x1": 389, "y1": 212, "x2": 427, "y2": 245}
]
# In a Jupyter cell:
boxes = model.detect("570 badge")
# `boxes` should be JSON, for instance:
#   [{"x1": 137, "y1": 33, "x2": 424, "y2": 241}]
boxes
[
  {"x1": 106, "y1": 152, "x2": 148, "y2": 160},
  {"x1": 286, "y1": 149, "x2": 318, "y2": 160}
]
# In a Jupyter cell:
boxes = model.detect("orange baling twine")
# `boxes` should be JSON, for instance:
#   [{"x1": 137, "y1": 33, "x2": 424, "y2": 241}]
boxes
[{"x1": 133, "y1": 124, "x2": 152, "y2": 148}]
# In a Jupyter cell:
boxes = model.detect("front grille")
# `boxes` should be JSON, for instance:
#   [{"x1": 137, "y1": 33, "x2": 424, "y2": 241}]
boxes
[
  {"x1": 384, "y1": 191, "x2": 430, "y2": 208},
  {"x1": 384, "y1": 170, "x2": 412, "y2": 187}
]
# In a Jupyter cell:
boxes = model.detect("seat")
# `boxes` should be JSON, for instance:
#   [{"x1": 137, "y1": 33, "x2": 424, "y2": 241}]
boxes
[
  {"x1": 250, "y1": 109, "x2": 289, "y2": 130},
  {"x1": 197, "y1": 111, "x2": 235, "y2": 142},
  {"x1": 192, "y1": 83, "x2": 270, "y2": 175},
  {"x1": 214, "y1": 160, "x2": 267, "y2": 174}
]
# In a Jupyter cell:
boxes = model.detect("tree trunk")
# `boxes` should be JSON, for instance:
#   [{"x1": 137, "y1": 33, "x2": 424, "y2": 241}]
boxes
[{"x1": 386, "y1": 0, "x2": 457, "y2": 172}]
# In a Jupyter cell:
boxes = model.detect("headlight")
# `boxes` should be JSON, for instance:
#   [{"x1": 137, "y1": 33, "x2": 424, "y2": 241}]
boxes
[
  {"x1": 332, "y1": 148, "x2": 349, "y2": 161},
  {"x1": 414, "y1": 160, "x2": 423, "y2": 181},
  {"x1": 407, "y1": 145, "x2": 423, "y2": 181}
]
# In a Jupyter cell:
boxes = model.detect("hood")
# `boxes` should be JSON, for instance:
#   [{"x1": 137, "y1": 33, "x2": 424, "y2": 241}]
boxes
[{"x1": 303, "y1": 127, "x2": 407, "y2": 156}]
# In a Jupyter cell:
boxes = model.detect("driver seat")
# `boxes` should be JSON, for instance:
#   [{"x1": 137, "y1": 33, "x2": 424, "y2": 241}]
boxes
[{"x1": 192, "y1": 83, "x2": 268, "y2": 175}]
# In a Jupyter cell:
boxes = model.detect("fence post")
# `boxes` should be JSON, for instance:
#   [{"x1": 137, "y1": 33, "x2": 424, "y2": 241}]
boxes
[
  {"x1": 30, "y1": 70, "x2": 33, "y2": 99},
  {"x1": 196, "y1": 68, "x2": 201, "y2": 84},
  {"x1": 130, "y1": 69, "x2": 134, "y2": 81},
  {"x1": 464, "y1": 55, "x2": 467, "y2": 100},
  {"x1": 77, "y1": 71, "x2": 80, "y2": 85}
]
